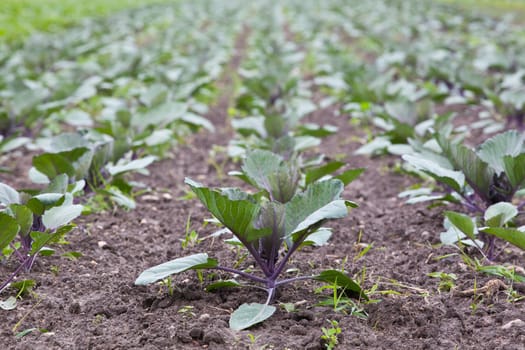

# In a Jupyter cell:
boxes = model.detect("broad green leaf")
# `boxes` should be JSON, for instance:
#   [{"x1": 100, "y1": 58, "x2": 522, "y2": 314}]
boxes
[
  {"x1": 186, "y1": 178, "x2": 270, "y2": 242},
  {"x1": 478, "y1": 130, "x2": 524, "y2": 174},
  {"x1": 314, "y1": 270, "x2": 368, "y2": 300},
  {"x1": 484, "y1": 202, "x2": 518, "y2": 227},
  {"x1": 242, "y1": 150, "x2": 300, "y2": 203},
  {"x1": 32, "y1": 148, "x2": 90, "y2": 180},
  {"x1": 335, "y1": 168, "x2": 365, "y2": 186},
  {"x1": 42, "y1": 204, "x2": 83, "y2": 230},
  {"x1": 402, "y1": 154, "x2": 465, "y2": 193},
  {"x1": 264, "y1": 115, "x2": 286, "y2": 139},
  {"x1": 302, "y1": 228, "x2": 332, "y2": 247},
  {"x1": 101, "y1": 187, "x2": 136, "y2": 209},
  {"x1": 0, "y1": 296, "x2": 17, "y2": 310},
  {"x1": 500, "y1": 89, "x2": 525, "y2": 110},
  {"x1": 140, "y1": 84, "x2": 168, "y2": 107},
  {"x1": 481, "y1": 227, "x2": 525, "y2": 250},
  {"x1": 181, "y1": 112, "x2": 215, "y2": 132},
  {"x1": 30, "y1": 225, "x2": 74, "y2": 255},
  {"x1": 31, "y1": 193, "x2": 64, "y2": 207},
  {"x1": 26, "y1": 198, "x2": 45, "y2": 216},
  {"x1": 293, "y1": 136, "x2": 321, "y2": 152},
  {"x1": 0, "y1": 183, "x2": 20, "y2": 205},
  {"x1": 62, "y1": 109, "x2": 93, "y2": 127},
  {"x1": 242, "y1": 149, "x2": 284, "y2": 191},
  {"x1": 355, "y1": 137, "x2": 392, "y2": 156},
  {"x1": 297, "y1": 123, "x2": 338, "y2": 138},
  {"x1": 141, "y1": 129, "x2": 173, "y2": 147},
  {"x1": 39, "y1": 247, "x2": 55, "y2": 256},
  {"x1": 8, "y1": 204, "x2": 33, "y2": 236},
  {"x1": 229, "y1": 303, "x2": 276, "y2": 331},
  {"x1": 231, "y1": 116, "x2": 266, "y2": 138},
  {"x1": 305, "y1": 161, "x2": 345, "y2": 185},
  {"x1": 444, "y1": 211, "x2": 476, "y2": 241},
  {"x1": 106, "y1": 156, "x2": 156, "y2": 176},
  {"x1": 44, "y1": 174, "x2": 68, "y2": 194},
  {"x1": 285, "y1": 180, "x2": 347, "y2": 238},
  {"x1": 205, "y1": 279, "x2": 240, "y2": 292},
  {"x1": 135, "y1": 253, "x2": 218, "y2": 285},
  {"x1": 0, "y1": 137, "x2": 30, "y2": 153},
  {"x1": 133, "y1": 101, "x2": 187, "y2": 131},
  {"x1": 0, "y1": 213, "x2": 20, "y2": 252},
  {"x1": 28, "y1": 168, "x2": 50, "y2": 184},
  {"x1": 503, "y1": 154, "x2": 525, "y2": 190},
  {"x1": 441, "y1": 217, "x2": 483, "y2": 247},
  {"x1": 387, "y1": 144, "x2": 414, "y2": 155},
  {"x1": 69, "y1": 180, "x2": 86, "y2": 195},
  {"x1": 47, "y1": 133, "x2": 90, "y2": 152},
  {"x1": 436, "y1": 138, "x2": 493, "y2": 200}
]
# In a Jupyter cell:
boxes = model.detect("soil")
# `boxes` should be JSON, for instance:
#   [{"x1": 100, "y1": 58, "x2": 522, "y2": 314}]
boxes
[{"x1": 1, "y1": 27, "x2": 525, "y2": 350}]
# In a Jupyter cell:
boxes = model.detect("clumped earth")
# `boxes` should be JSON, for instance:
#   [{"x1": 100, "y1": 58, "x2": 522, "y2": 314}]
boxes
[{"x1": 2, "y1": 23, "x2": 525, "y2": 350}]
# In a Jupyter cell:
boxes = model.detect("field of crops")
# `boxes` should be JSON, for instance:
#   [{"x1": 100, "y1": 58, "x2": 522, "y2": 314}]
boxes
[{"x1": 1, "y1": 0, "x2": 525, "y2": 349}]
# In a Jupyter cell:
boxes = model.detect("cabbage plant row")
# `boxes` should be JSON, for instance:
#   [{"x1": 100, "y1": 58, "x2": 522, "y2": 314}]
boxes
[
  {"x1": 282, "y1": 0, "x2": 525, "y2": 260},
  {"x1": 0, "y1": 0, "x2": 245, "y2": 294},
  {"x1": 137, "y1": 3, "x2": 367, "y2": 330},
  {"x1": 1, "y1": 0, "x2": 524, "y2": 334}
]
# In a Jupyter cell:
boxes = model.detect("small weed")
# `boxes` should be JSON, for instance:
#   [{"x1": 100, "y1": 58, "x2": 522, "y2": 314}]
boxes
[
  {"x1": 50, "y1": 265, "x2": 60, "y2": 276},
  {"x1": 93, "y1": 314, "x2": 105, "y2": 325},
  {"x1": 469, "y1": 278, "x2": 481, "y2": 313},
  {"x1": 177, "y1": 305, "x2": 196, "y2": 317},
  {"x1": 427, "y1": 271, "x2": 457, "y2": 292},
  {"x1": 180, "y1": 214, "x2": 202, "y2": 249},
  {"x1": 280, "y1": 302, "x2": 296, "y2": 313},
  {"x1": 321, "y1": 319, "x2": 341, "y2": 350},
  {"x1": 207, "y1": 145, "x2": 228, "y2": 180},
  {"x1": 316, "y1": 276, "x2": 367, "y2": 318},
  {"x1": 159, "y1": 276, "x2": 175, "y2": 296}
]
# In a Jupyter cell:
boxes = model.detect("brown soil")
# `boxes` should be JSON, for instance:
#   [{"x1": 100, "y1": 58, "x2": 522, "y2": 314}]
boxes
[{"x1": 1, "y1": 27, "x2": 525, "y2": 350}]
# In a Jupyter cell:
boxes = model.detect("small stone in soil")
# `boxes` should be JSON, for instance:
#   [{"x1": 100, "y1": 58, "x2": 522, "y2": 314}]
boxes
[
  {"x1": 189, "y1": 327, "x2": 204, "y2": 339},
  {"x1": 203, "y1": 329, "x2": 225, "y2": 344},
  {"x1": 293, "y1": 310, "x2": 315, "y2": 321},
  {"x1": 69, "y1": 302, "x2": 81, "y2": 314},
  {"x1": 177, "y1": 332, "x2": 193, "y2": 343},
  {"x1": 501, "y1": 319, "x2": 525, "y2": 330},
  {"x1": 289, "y1": 324, "x2": 307, "y2": 335},
  {"x1": 198, "y1": 313, "x2": 210, "y2": 321}
]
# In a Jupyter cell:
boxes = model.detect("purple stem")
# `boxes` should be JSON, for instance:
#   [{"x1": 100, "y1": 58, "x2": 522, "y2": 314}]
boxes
[
  {"x1": 0, "y1": 254, "x2": 34, "y2": 293},
  {"x1": 486, "y1": 236, "x2": 496, "y2": 261},
  {"x1": 270, "y1": 230, "x2": 309, "y2": 281},
  {"x1": 10, "y1": 243, "x2": 25, "y2": 262},
  {"x1": 234, "y1": 235, "x2": 272, "y2": 278},
  {"x1": 213, "y1": 265, "x2": 267, "y2": 285},
  {"x1": 267, "y1": 205, "x2": 280, "y2": 274},
  {"x1": 442, "y1": 183, "x2": 484, "y2": 214}
]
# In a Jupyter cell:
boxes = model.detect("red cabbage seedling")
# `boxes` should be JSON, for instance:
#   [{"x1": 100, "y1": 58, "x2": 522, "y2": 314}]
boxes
[{"x1": 135, "y1": 176, "x2": 366, "y2": 330}]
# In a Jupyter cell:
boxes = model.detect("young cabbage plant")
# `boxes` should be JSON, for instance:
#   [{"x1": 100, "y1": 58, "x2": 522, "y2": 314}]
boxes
[
  {"x1": 0, "y1": 175, "x2": 83, "y2": 292},
  {"x1": 354, "y1": 99, "x2": 447, "y2": 156},
  {"x1": 136, "y1": 177, "x2": 366, "y2": 330},
  {"x1": 486, "y1": 70, "x2": 525, "y2": 131},
  {"x1": 442, "y1": 202, "x2": 525, "y2": 259},
  {"x1": 402, "y1": 130, "x2": 525, "y2": 257},
  {"x1": 29, "y1": 132, "x2": 156, "y2": 210},
  {"x1": 228, "y1": 113, "x2": 336, "y2": 160},
  {"x1": 229, "y1": 149, "x2": 364, "y2": 204}
]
